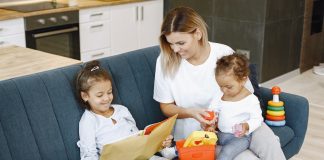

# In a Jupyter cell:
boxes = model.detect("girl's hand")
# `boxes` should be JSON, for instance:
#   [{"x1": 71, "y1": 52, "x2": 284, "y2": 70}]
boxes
[
  {"x1": 162, "y1": 135, "x2": 173, "y2": 148},
  {"x1": 236, "y1": 123, "x2": 249, "y2": 137},
  {"x1": 204, "y1": 125, "x2": 216, "y2": 132}
]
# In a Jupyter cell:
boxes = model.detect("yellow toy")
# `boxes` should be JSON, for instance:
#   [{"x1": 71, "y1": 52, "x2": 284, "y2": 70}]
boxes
[{"x1": 183, "y1": 131, "x2": 217, "y2": 147}]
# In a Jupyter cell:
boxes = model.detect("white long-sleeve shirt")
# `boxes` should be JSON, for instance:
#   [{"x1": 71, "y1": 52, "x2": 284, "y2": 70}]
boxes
[
  {"x1": 214, "y1": 94, "x2": 263, "y2": 135},
  {"x1": 77, "y1": 104, "x2": 139, "y2": 160}
]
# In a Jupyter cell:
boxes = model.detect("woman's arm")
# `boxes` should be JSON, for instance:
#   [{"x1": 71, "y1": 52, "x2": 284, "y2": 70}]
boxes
[{"x1": 160, "y1": 102, "x2": 212, "y2": 126}]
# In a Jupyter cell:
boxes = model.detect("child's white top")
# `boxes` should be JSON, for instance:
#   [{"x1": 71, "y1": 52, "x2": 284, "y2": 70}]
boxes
[
  {"x1": 154, "y1": 42, "x2": 254, "y2": 140},
  {"x1": 215, "y1": 94, "x2": 263, "y2": 135},
  {"x1": 77, "y1": 104, "x2": 139, "y2": 160}
]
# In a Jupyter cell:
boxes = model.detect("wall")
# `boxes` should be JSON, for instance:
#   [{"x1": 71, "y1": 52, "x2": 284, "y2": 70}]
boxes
[
  {"x1": 164, "y1": 0, "x2": 305, "y2": 82},
  {"x1": 262, "y1": 0, "x2": 304, "y2": 81}
]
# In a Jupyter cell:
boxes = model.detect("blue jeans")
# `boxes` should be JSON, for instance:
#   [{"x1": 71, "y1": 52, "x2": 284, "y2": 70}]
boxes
[{"x1": 217, "y1": 132, "x2": 251, "y2": 160}]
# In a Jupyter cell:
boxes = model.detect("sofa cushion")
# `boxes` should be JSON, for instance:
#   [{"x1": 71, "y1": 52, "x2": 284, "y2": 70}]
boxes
[
  {"x1": 248, "y1": 64, "x2": 265, "y2": 116},
  {"x1": 270, "y1": 126, "x2": 295, "y2": 147}
]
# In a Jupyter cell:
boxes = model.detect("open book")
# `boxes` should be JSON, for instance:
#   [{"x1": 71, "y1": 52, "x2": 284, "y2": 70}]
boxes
[
  {"x1": 142, "y1": 118, "x2": 168, "y2": 135},
  {"x1": 100, "y1": 114, "x2": 177, "y2": 160}
]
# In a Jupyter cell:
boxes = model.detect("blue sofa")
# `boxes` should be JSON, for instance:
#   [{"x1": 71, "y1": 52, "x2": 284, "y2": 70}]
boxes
[{"x1": 0, "y1": 46, "x2": 308, "y2": 160}]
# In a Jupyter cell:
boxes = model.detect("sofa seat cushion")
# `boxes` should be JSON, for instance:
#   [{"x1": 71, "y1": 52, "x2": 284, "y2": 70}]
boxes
[{"x1": 270, "y1": 126, "x2": 295, "y2": 147}]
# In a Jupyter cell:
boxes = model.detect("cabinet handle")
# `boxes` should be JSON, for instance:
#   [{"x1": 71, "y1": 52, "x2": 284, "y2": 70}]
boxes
[
  {"x1": 90, "y1": 13, "x2": 103, "y2": 17},
  {"x1": 0, "y1": 28, "x2": 3, "y2": 32},
  {"x1": 0, "y1": 41, "x2": 4, "y2": 45},
  {"x1": 141, "y1": 6, "x2": 144, "y2": 21},
  {"x1": 92, "y1": 52, "x2": 104, "y2": 57},
  {"x1": 135, "y1": 6, "x2": 138, "y2": 21},
  {"x1": 90, "y1": 24, "x2": 104, "y2": 28}
]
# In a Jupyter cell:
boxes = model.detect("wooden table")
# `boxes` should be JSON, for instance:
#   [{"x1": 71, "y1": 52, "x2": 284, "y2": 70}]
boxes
[{"x1": 0, "y1": 45, "x2": 81, "y2": 81}]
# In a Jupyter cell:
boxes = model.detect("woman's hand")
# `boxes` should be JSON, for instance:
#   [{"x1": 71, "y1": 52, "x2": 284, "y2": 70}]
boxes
[
  {"x1": 202, "y1": 112, "x2": 218, "y2": 132},
  {"x1": 162, "y1": 135, "x2": 173, "y2": 148},
  {"x1": 189, "y1": 108, "x2": 216, "y2": 129}
]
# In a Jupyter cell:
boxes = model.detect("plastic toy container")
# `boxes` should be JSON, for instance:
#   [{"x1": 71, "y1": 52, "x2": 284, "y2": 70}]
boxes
[{"x1": 176, "y1": 140, "x2": 215, "y2": 160}]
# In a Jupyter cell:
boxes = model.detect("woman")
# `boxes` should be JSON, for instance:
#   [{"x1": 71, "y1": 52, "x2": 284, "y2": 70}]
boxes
[{"x1": 153, "y1": 6, "x2": 285, "y2": 160}]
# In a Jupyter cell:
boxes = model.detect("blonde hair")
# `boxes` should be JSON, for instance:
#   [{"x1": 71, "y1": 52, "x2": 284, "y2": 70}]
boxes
[{"x1": 159, "y1": 6, "x2": 209, "y2": 77}]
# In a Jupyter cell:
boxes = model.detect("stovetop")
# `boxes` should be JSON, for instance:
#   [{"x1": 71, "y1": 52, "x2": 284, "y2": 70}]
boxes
[{"x1": 1, "y1": 2, "x2": 68, "y2": 13}]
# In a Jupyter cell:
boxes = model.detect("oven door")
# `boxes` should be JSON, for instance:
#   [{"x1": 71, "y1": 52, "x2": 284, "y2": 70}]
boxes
[{"x1": 25, "y1": 24, "x2": 80, "y2": 60}]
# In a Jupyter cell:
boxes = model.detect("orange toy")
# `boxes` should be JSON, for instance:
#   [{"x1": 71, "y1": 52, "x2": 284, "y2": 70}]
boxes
[
  {"x1": 271, "y1": 86, "x2": 281, "y2": 102},
  {"x1": 203, "y1": 111, "x2": 215, "y2": 121}
]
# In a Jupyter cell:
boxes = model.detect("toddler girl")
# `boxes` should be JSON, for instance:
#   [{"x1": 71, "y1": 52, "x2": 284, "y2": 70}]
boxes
[
  {"x1": 75, "y1": 60, "x2": 177, "y2": 160},
  {"x1": 207, "y1": 54, "x2": 263, "y2": 160}
]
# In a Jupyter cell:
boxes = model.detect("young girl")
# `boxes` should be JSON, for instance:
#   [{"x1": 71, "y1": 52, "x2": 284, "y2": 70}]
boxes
[
  {"x1": 75, "y1": 60, "x2": 177, "y2": 160},
  {"x1": 207, "y1": 54, "x2": 263, "y2": 160}
]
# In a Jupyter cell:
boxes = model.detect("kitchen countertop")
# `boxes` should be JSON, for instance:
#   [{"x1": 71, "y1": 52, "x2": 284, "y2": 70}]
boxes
[
  {"x1": 0, "y1": 45, "x2": 81, "y2": 81},
  {"x1": 0, "y1": 0, "x2": 147, "y2": 21}
]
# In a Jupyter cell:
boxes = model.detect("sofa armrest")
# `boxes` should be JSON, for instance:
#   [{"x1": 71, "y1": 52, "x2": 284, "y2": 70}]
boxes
[{"x1": 260, "y1": 87, "x2": 309, "y2": 156}]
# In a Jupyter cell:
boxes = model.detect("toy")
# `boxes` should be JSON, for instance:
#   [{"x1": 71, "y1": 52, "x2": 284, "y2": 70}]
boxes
[
  {"x1": 265, "y1": 86, "x2": 286, "y2": 126},
  {"x1": 203, "y1": 111, "x2": 215, "y2": 121},
  {"x1": 183, "y1": 131, "x2": 217, "y2": 147},
  {"x1": 176, "y1": 131, "x2": 217, "y2": 160},
  {"x1": 232, "y1": 123, "x2": 243, "y2": 137}
]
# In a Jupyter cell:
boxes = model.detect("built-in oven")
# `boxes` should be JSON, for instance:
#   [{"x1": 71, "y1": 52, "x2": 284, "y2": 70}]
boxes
[{"x1": 25, "y1": 10, "x2": 80, "y2": 60}]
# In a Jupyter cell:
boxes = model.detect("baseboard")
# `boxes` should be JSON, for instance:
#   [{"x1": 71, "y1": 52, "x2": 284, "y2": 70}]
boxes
[{"x1": 260, "y1": 68, "x2": 300, "y2": 88}]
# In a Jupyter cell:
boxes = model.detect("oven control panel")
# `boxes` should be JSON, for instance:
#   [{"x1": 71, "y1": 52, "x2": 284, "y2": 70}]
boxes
[{"x1": 25, "y1": 11, "x2": 79, "y2": 31}]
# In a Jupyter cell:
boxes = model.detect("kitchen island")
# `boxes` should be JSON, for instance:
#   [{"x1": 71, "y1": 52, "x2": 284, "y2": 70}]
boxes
[{"x1": 0, "y1": 45, "x2": 81, "y2": 81}]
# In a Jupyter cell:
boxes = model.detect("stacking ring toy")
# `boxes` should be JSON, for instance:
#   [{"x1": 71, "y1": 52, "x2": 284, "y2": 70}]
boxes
[
  {"x1": 266, "y1": 115, "x2": 286, "y2": 121},
  {"x1": 267, "y1": 110, "x2": 285, "y2": 116},
  {"x1": 268, "y1": 100, "x2": 284, "y2": 107},
  {"x1": 265, "y1": 120, "x2": 286, "y2": 126},
  {"x1": 267, "y1": 106, "x2": 284, "y2": 111}
]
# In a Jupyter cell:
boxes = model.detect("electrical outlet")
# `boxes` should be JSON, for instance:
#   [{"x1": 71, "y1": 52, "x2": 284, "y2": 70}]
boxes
[{"x1": 236, "y1": 49, "x2": 250, "y2": 59}]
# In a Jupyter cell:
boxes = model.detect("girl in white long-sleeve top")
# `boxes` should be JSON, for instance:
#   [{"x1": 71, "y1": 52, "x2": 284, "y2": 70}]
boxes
[
  {"x1": 75, "y1": 60, "x2": 176, "y2": 160},
  {"x1": 206, "y1": 54, "x2": 263, "y2": 160}
]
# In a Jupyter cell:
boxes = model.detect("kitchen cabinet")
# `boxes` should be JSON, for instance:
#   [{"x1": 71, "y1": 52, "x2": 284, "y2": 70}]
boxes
[
  {"x1": 110, "y1": 0, "x2": 163, "y2": 55},
  {"x1": 79, "y1": 6, "x2": 111, "y2": 62},
  {"x1": 0, "y1": 18, "x2": 26, "y2": 47},
  {"x1": 79, "y1": 0, "x2": 163, "y2": 61}
]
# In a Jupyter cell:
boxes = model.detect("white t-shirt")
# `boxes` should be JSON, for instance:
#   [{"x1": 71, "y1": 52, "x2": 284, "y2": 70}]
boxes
[
  {"x1": 77, "y1": 104, "x2": 139, "y2": 160},
  {"x1": 153, "y1": 42, "x2": 254, "y2": 140},
  {"x1": 215, "y1": 94, "x2": 263, "y2": 135}
]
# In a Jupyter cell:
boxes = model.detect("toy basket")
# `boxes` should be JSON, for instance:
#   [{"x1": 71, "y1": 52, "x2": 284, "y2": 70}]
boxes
[{"x1": 176, "y1": 140, "x2": 216, "y2": 160}]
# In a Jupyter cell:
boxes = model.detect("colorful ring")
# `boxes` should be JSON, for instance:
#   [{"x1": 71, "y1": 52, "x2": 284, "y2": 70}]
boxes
[
  {"x1": 267, "y1": 106, "x2": 284, "y2": 111},
  {"x1": 268, "y1": 100, "x2": 284, "y2": 107},
  {"x1": 267, "y1": 110, "x2": 285, "y2": 116},
  {"x1": 266, "y1": 115, "x2": 285, "y2": 121},
  {"x1": 265, "y1": 120, "x2": 286, "y2": 126}
]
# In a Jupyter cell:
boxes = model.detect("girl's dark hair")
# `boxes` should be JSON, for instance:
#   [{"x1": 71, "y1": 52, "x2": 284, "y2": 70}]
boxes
[
  {"x1": 215, "y1": 53, "x2": 250, "y2": 81},
  {"x1": 75, "y1": 60, "x2": 112, "y2": 110}
]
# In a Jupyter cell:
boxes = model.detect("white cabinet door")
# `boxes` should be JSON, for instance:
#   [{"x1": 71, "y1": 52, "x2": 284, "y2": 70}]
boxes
[
  {"x1": 0, "y1": 34, "x2": 26, "y2": 47},
  {"x1": 79, "y1": 20, "x2": 110, "y2": 52},
  {"x1": 81, "y1": 48, "x2": 111, "y2": 62},
  {"x1": 0, "y1": 18, "x2": 25, "y2": 47},
  {"x1": 110, "y1": 3, "x2": 139, "y2": 55},
  {"x1": 138, "y1": 0, "x2": 163, "y2": 48}
]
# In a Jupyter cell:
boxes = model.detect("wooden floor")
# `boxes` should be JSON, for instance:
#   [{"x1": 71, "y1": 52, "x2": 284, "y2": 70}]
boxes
[{"x1": 265, "y1": 70, "x2": 324, "y2": 160}]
